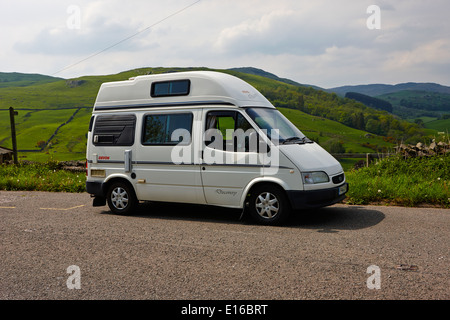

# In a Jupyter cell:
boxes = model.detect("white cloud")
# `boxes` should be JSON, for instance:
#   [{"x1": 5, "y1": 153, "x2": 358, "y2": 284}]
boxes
[
  {"x1": 0, "y1": 0, "x2": 449, "y2": 87},
  {"x1": 381, "y1": 38, "x2": 450, "y2": 85},
  {"x1": 213, "y1": 2, "x2": 374, "y2": 57}
]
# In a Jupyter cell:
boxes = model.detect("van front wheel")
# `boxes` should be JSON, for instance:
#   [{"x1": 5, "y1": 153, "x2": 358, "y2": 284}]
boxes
[
  {"x1": 248, "y1": 185, "x2": 290, "y2": 225},
  {"x1": 106, "y1": 181, "x2": 137, "y2": 215}
]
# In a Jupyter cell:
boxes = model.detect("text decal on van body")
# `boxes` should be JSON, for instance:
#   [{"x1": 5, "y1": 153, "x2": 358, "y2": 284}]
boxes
[{"x1": 215, "y1": 189, "x2": 238, "y2": 196}]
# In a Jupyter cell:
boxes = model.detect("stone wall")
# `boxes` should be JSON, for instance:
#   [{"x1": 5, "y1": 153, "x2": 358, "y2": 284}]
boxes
[{"x1": 395, "y1": 140, "x2": 450, "y2": 157}]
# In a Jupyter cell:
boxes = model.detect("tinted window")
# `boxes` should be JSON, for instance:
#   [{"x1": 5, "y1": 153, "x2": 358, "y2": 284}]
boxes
[
  {"x1": 93, "y1": 114, "x2": 136, "y2": 146},
  {"x1": 142, "y1": 113, "x2": 193, "y2": 145}
]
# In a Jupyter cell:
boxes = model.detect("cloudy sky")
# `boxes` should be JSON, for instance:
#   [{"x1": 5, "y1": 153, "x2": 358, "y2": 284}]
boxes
[{"x1": 1, "y1": 0, "x2": 449, "y2": 88}]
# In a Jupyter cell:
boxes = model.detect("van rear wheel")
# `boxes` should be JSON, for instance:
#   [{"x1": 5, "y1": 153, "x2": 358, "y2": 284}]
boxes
[
  {"x1": 248, "y1": 184, "x2": 290, "y2": 225},
  {"x1": 106, "y1": 181, "x2": 137, "y2": 215}
]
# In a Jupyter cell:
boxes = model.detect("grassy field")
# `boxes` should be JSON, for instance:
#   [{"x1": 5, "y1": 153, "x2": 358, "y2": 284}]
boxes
[
  {"x1": 424, "y1": 118, "x2": 450, "y2": 133},
  {"x1": 406, "y1": 115, "x2": 450, "y2": 133},
  {"x1": 0, "y1": 108, "x2": 91, "y2": 161}
]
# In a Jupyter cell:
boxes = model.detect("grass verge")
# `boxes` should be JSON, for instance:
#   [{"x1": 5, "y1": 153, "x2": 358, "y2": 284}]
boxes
[
  {"x1": 345, "y1": 153, "x2": 450, "y2": 208},
  {"x1": 0, "y1": 161, "x2": 85, "y2": 193}
]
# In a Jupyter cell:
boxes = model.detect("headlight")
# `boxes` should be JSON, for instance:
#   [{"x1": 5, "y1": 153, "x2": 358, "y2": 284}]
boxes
[{"x1": 302, "y1": 171, "x2": 329, "y2": 184}]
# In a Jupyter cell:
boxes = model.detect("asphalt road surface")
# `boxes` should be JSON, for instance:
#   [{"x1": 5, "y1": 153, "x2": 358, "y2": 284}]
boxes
[{"x1": 0, "y1": 191, "x2": 448, "y2": 301}]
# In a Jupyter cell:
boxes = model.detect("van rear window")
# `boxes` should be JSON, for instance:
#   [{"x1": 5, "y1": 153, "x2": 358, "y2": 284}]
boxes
[
  {"x1": 93, "y1": 114, "x2": 136, "y2": 146},
  {"x1": 151, "y1": 80, "x2": 190, "y2": 97}
]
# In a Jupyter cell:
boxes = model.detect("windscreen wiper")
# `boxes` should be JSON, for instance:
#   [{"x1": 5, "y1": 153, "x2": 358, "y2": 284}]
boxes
[
  {"x1": 282, "y1": 136, "x2": 302, "y2": 144},
  {"x1": 281, "y1": 136, "x2": 313, "y2": 144}
]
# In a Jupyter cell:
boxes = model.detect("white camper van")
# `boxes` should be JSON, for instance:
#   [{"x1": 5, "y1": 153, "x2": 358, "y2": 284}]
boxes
[{"x1": 86, "y1": 71, "x2": 348, "y2": 225}]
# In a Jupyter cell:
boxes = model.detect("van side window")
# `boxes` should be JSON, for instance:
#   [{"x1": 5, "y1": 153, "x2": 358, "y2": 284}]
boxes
[
  {"x1": 142, "y1": 113, "x2": 193, "y2": 145},
  {"x1": 205, "y1": 111, "x2": 256, "y2": 152},
  {"x1": 93, "y1": 114, "x2": 136, "y2": 146}
]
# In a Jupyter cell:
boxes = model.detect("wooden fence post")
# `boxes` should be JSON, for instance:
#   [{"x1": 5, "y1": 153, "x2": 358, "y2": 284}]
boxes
[{"x1": 9, "y1": 107, "x2": 18, "y2": 164}]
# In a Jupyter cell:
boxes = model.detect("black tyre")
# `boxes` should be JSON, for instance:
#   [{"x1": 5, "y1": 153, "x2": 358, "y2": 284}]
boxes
[
  {"x1": 248, "y1": 184, "x2": 291, "y2": 225},
  {"x1": 106, "y1": 181, "x2": 138, "y2": 215}
]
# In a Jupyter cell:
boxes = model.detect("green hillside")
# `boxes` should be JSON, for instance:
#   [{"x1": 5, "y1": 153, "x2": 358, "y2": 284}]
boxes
[
  {"x1": 229, "y1": 67, "x2": 323, "y2": 90},
  {"x1": 328, "y1": 82, "x2": 450, "y2": 97},
  {"x1": 377, "y1": 90, "x2": 450, "y2": 119},
  {"x1": 0, "y1": 72, "x2": 62, "y2": 88},
  {"x1": 278, "y1": 108, "x2": 392, "y2": 152},
  {"x1": 0, "y1": 67, "x2": 427, "y2": 163}
]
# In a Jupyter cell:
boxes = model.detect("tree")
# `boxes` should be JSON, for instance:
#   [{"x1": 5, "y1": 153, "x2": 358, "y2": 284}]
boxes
[
  {"x1": 366, "y1": 119, "x2": 381, "y2": 135},
  {"x1": 414, "y1": 119, "x2": 424, "y2": 127},
  {"x1": 296, "y1": 94, "x2": 304, "y2": 111},
  {"x1": 36, "y1": 140, "x2": 46, "y2": 149},
  {"x1": 324, "y1": 139, "x2": 345, "y2": 153},
  {"x1": 353, "y1": 112, "x2": 365, "y2": 130},
  {"x1": 345, "y1": 92, "x2": 393, "y2": 113}
]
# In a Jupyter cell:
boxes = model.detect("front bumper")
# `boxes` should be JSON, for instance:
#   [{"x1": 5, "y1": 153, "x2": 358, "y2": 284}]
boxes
[{"x1": 286, "y1": 183, "x2": 348, "y2": 210}]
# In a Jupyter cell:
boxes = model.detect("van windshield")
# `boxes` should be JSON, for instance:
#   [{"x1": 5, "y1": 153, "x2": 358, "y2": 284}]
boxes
[{"x1": 245, "y1": 108, "x2": 311, "y2": 144}]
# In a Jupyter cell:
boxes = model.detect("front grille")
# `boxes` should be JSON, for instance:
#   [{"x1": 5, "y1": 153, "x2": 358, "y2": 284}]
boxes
[{"x1": 332, "y1": 173, "x2": 345, "y2": 184}]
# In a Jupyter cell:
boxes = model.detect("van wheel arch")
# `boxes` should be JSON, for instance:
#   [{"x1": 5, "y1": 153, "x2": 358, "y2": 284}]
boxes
[{"x1": 246, "y1": 181, "x2": 288, "y2": 200}]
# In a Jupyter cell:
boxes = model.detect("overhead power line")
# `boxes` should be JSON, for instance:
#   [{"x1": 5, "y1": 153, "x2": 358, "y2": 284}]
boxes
[{"x1": 52, "y1": 0, "x2": 201, "y2": 76}]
